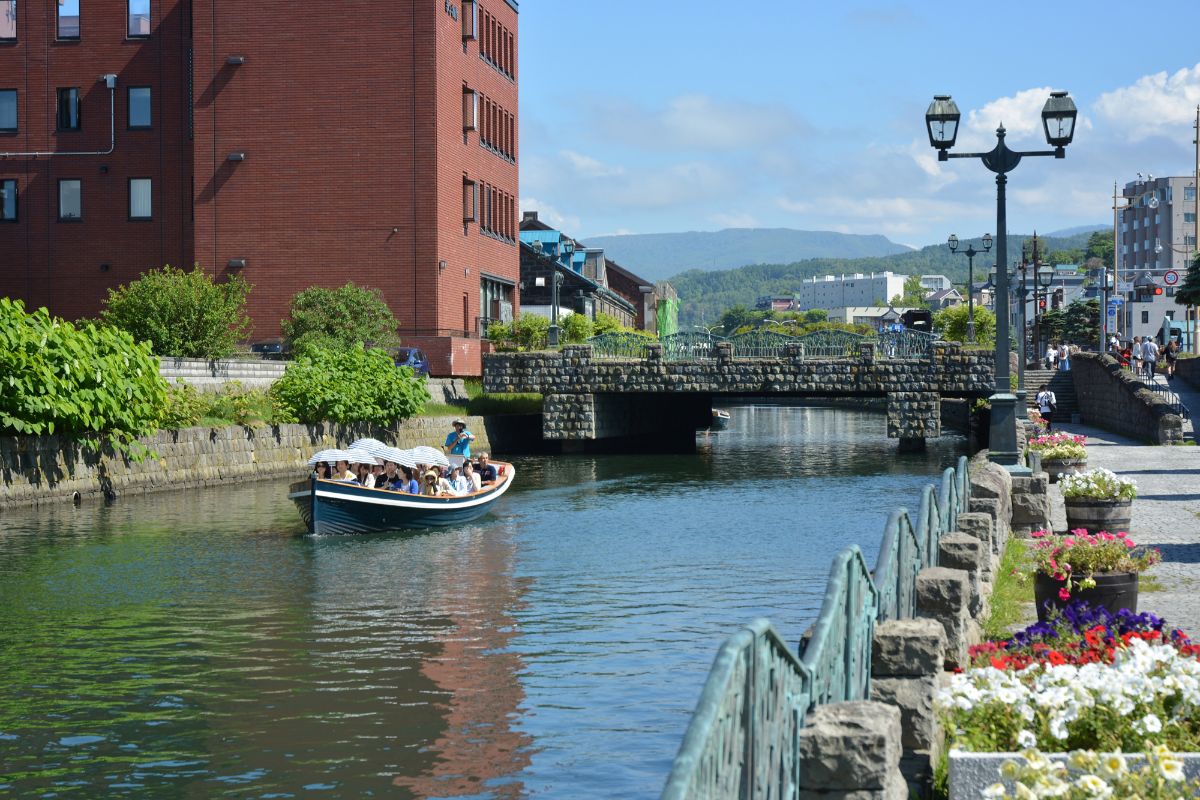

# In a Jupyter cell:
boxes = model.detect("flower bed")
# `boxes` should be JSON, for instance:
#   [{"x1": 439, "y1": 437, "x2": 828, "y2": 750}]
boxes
[
  {"x1": 1027, "y1": 433, "x2": 1087, "y2": 462},
  {"x1": 1027, "y1": 529, "x2": 1159, "y2": 604},
  {"x1": 943, "y1": 606, "x2": 1200, "y2": 797},
  {"x1": 1059, "y1": 468, "x2": 1137, "y2": 502}
]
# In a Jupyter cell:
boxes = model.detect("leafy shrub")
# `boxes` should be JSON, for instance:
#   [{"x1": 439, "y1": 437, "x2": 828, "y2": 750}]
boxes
[
  {"x1": 162, "y1": 381, "x2": 205, "y2": 428},
  {"x1": 0, "y1": 298, "x2": 168, "y2": 453},
  {"x1": 486, "y1": 320, "x2": 512, "y2": 341},
  {"x1": 934, "y1": 303, "x2": 996, "y2": 345},
  {"x1": 511, "y1": 313, "x2": 550, "y2": 350},
  {"x1": 100, "y1": 265, "x2": 252, "y2": 358},
  {"x1": 162, "y1": 380, "x2": 292, "y2": 429},
  {"x1": 561, "y1": 313, "x2": 593, "y2": 343},
  {"x1": 270, "y1": 345, "x2": 430, "y2": 426},
  {"x1": 281, "y1": 283, "x2": 400, "y2": 357},
  {"x1": 593, "y1": 312, "x2": 623, "y2": 335}
]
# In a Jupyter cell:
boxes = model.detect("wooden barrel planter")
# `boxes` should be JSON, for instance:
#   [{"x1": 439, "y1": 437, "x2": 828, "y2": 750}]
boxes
[
  {"x1": 1040, "y1": 458, "x2": 1087, "y2": 483},
  {"x1": 1035, "y1": 571, "x2": 1138, "y2": 622},
  {"x1": 1063, "y1": 498, "x2": 1132, "y2": 534}
]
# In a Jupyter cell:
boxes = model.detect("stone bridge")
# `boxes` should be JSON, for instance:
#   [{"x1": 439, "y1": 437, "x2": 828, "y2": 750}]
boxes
[{"x1": 482, "y1": 337, "x2": 995, "y2": 452}]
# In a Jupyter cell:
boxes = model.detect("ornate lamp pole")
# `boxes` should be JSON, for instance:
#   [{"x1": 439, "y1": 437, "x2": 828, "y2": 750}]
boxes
[
  {"x1": 926, "y1": 90, "x2": 1077, "y2": 472},
  {"x1": 947, "y1": 232, "x2": 992, "y2": 342},
  {"x1": 549, "y1": 239, "x2": 575, "y2": 347}
]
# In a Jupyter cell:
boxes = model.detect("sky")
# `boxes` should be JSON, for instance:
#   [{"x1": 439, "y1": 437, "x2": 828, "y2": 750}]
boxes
[{"x1": 517, "y1": 0, "x2": 1200, "y2": 249}]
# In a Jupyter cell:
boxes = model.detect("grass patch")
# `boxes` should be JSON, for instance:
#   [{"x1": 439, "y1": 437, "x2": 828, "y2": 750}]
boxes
[
  {"x1": 1139, "y1": 573, "x2": 1165, "y2": 593},
  {"x1": 982, "y1": 538, "x2": 1033, "y2": 640},
  {"x1": 466, "y1": 393, "x2": 543, "y2": 415}
]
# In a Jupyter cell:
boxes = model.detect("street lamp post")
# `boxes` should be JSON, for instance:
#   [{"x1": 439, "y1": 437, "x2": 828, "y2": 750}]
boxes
[
  {"x1": 947, "y1": 232, "x2": 992, "y2": 342},
  {"x1": 926, "y1": 90, "x2": 1077, "y2": 472},
  {"x1": 1015, "y1": 260, "x2": 1029, "y2": 392},
  {"x1": 548, "y1": 240, "x2": 575, "y2": 347}
]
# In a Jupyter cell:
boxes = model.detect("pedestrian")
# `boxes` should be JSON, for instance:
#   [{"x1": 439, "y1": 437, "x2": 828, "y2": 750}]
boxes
[
  {"x1": 1045, "y1": 343, "x2": 1057, "y2": 371},
  {"x1": 1035, "y1": 383, "x2": 1057, "y2": 433},
  {"x1": 1109, "y1": 334, "x2": 1120, "y2": 354},
  {"x1": 1165, "y1": 338, "x2": 1180, "y2": 379},
  {"x1": 1142, "y1": 336, "x2": 1159, "y2": 380},
  {"x1": 1059, "y1": 343, "x2": 1071, "y2": 372},
  {"x1": 1131, "y1": 336, "x2": 1142, "y2": 376}
]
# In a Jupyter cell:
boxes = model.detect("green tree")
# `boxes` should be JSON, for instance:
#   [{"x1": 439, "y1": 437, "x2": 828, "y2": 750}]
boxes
[
  {"x1": 511, "y1": 313, "x2": 550, "y2": 349},
  {"x1": 1060, "y1": 299, "x2": 1100, "y2": 344},
  {"x1": 1, "y1": 298, "x2": 168, "y2": 454},
  {"x1": 890, "y1": 274, "x2": 930, "y2": 309},
  {"x1": 933, "y1": 303, "x2": 996, "y2": 345},
  {"x1": 561, "y1": 312, "x2": 594, "y2": 343},
  {"x1": 1177, "y1": 253, "x2": 1200, "y2": 307},
  {"x1": 269, "y1": 345, "x2": 429, "y2": 426},
  {"x1": 800, "y1": 309, "x2": 829, "y2": 324},
  {"x1": 281, "y1": 283, "x2": 400, "y2": 356},
  {"x1": 1046, "y1": 249, "x2": 1083, "y2": 266},
  {"x1": 718, "y1": 304, "x2": 754, "y2": 334},
  {"x1": 99, "y1": 265, "x2": 251, "y2": 358},
  {"x1": 1084, "y1": 231, "x2": 1114, "y2": 266}
]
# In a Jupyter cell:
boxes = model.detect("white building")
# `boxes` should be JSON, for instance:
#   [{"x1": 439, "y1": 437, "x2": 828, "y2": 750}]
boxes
[
  {"x1": 1118, "y1": 175, "x2": 1198, "y2": 343},
  {"x1": 920, "y1": 275, "x2": 954, "y2": 293},
  {"x1": 798, "y1": 272, "x2": 907, "y2": 311},
  {"x1": 825, "y1": 306, "x2": 919, "y2": 327}
]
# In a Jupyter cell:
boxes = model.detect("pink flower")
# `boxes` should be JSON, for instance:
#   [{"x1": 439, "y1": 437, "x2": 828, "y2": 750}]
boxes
[
  {"x1": 1032, "y1": 530, "x2": 1047, "y2": 539},
  {"x1": 1064, "y1": 539, "x2": 1075, "y2": 547},
  {"x1": 1058, "y1": 588, "x2": 1072, "y2": 601},
  {"x1": 1126, "y1": 540, "x2": 1136, "y2": 548}
]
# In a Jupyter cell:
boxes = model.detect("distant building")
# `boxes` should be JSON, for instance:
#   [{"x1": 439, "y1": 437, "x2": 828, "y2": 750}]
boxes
[
  {"x1": 755, "y1": 295, "x2": 798, "y2": 312},
  {"x1": 1117, "y1": 175, "x2": 1199, "y2": 342},
  {"x1": 920, "y1": 275, "x2": 954, "y2": 293},
  {"x1": 825, "y1": 306, "x2": 919, "y2": 327},
  {"x1": 927, "y1": 288, "x2": 963, "y2": 311},
  {"x1": 798, "y1": 272, "x2": 907, "y2": 311}
]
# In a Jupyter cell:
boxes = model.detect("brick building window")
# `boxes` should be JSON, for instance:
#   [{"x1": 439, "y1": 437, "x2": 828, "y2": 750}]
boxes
[
  {"x1": 0, "y1": 1, "x2": 15, "y2": 41},
  {"x1": 461, "y1": 0, "x2": 475, "y2": 40},
  {"x1": 129, "y1": 178, "x2": 151, "y2": 220},
  {"x1": 0, "y1": 89, "x2": 15, "y2": 132},
  {"x1": 58, "y1": 179, "x2": 81, "y2": 221},
  {"x1": 0, "y1": 179, "x2": 16, "y2": 221},
  {"x1": 57, "y1": 0, "x2": 79, "y2": 39},
  {"x1": 128, "y1": 86, "x2": 151, "y2": 128},
  {"x1": 462, "y1": 86, "x2": 477, "y2": 131},
  {"x1": 478, "y1": 6, "x2": 513, "y2": 80},
  {"x1": 127, "y1": 0, "x2": 150, "y2": 38},
  {"x1": 57, "y1": 88, "x2": 81, "y2": 131},
  {"x1": 463, "y1": 178, "x2": 477, "y2": 223}
]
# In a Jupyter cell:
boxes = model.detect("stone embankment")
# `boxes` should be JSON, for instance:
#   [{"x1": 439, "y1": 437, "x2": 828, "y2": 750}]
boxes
[
  {"x1": 1069, "y1": 352, "x2": 1184, "y2": 444},
  {"x1": 794, "y1": 455, "x2": 1052, "y2": 797},
  {"x1": 0, "y1": 415, "x2": 526, "y2": 511}
]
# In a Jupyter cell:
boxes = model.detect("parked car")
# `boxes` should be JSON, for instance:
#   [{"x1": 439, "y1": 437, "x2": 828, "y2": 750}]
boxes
[
  {"x1": 250, "y1": 341, "x2": 289, "y2": 360},
  {"x1": 393, "y1": 347, "x2": 430, "y2": 377}
]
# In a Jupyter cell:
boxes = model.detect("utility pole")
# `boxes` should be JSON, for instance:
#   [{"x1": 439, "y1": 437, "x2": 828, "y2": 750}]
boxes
[
  {"x1": 1193, "y1": 106, "x2": 1199, "y2": 353},
  {"x1": 1030, "y1": 233, "x2": 1041, "y2": 361}
]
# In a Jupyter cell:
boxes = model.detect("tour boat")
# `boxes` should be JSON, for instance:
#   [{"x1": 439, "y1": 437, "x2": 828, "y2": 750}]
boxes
[
  {"x1": 288, "y1": 462, "x2": 516, "y2": 535},
  {"x1": 710, "y1": 409, "x2": 731, "y2": 431}
]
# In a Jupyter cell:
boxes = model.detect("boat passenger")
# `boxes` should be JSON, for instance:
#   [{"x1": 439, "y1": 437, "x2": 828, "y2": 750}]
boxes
[
  {"x1": 463, "y1": 460, "x2": 482, "y2": 493},
  {"x1": 379, "y1": 461, "x2": 401, "y2": 489},
  {"x1": 400, "y1": 467, "x2": 420, "y2": 495},
  {"x1": 355, "y1": 462, "x2": 375, "y2": 488},
  {"x1": 314, "y1": 462, "x2": 331, "y2": 480},
  {"x1": 421, "y1": 470, "x2": 440, "y2": 496},
  {"x1": 476, "y1": 453, "x2": 498, "y2": 487},
  {"x1": 334, "y1": 460, "x2": 356, "y2": 482},
  {"x1": 443, "y1": 418, "x2": 475, "y2": 467},
  {"x1": 449, "y1": 466, "x2": 470, "y2": 496},
  {"x1": 370, "y1": 462, "x2": 386, "y2": 485}
]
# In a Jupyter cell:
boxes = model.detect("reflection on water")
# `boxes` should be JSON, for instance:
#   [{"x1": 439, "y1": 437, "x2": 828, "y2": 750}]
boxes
[{"x1": 0, "y1": 406, "x2": 964, "y2": 798}]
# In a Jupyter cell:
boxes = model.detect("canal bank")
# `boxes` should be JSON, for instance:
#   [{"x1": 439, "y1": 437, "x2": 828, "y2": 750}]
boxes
[
  {"x1": 0, "y1": 406, "x2": 971, "y2": 798},
  {"x1": 0, "y1": 414, "x2": 543, "y2": 511}
]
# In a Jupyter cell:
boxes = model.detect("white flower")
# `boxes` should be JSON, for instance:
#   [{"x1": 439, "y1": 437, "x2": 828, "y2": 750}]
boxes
[
  {"x1": 983, "y1": 783, "x2": 1006, "y2": 798},
  {"x1": 1074, "y1": 774, "x2": 1111, "y2": 798},
  {"x1": 1097, "y1": 752, "x2": 1127, "y2": 778},
  {"x1": 1018, "y1": 730, "x2": 1037, "y2": 749},
  {"x1": 1160, "y1": 757, "x2": 1185, "y2": 781},
  {"x1": 1142, "y1": 713, "x2": 1162, "y2": 733}
]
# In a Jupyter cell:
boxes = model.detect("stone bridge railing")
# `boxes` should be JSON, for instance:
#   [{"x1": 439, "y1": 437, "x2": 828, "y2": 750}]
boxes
[{"x1": 482, "y1": 341, "x2": 994, "y2": 447}]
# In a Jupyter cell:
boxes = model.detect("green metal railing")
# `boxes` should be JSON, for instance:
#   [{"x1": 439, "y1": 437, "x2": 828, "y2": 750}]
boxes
[
  {"x1": 661, "y1": 455, "x2": 970, "y2": 799},
  {"x1": 587, "y1": 329, "x2": 938, "y2": 361}
]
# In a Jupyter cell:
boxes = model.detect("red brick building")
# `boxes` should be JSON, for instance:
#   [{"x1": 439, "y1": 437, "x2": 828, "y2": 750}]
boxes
[{"x1": 0, "y1": 0, "x2": 518, "y2": 376}]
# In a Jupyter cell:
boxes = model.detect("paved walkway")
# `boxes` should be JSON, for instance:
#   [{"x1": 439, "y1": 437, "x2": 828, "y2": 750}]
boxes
[{"x1": 1048, "y1": 418, "x2": 1200, "y2": 638}]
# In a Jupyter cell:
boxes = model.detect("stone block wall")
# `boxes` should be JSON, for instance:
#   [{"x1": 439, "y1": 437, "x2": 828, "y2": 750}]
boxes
[
  {"x1": 0, "y1": 416, "x2": 498, "y2": 510},
  {"x1": 1177, "y1": 357, "x2": 1200, "y2": 390},
  {"x1": 1070, "y1": 353, "x2": 1184, "y2": 444},
  {"x1": 887, "y1": 392, "x2": 941, "y2": 441}
]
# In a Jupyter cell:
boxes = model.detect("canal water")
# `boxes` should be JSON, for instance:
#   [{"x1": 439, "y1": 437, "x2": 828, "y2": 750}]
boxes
[{"x1": 0, "y1": 405, "x2": 965, "y2": 799}]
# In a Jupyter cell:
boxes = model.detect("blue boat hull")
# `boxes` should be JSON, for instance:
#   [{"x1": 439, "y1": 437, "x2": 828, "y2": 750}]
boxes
[{"x1": 288, "y1": 464, "x2": 515, "y2": 535}]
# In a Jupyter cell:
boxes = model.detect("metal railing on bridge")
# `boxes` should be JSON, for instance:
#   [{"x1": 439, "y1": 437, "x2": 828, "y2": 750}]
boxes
[
  {"x1": 586, "y1": 329, "x2": 938, "y2": 362},
  {"x1": 1144, "y1": 376, "x2": 1191, "y2": 419},
  {"x1": 660, "y1": 456, "x2": 970, "y2": 800}
]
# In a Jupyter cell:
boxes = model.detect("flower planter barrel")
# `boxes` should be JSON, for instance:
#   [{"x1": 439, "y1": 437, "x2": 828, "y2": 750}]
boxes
[
  {"x1": 1040, "y1": 458, "x2": 1086, "y2": 483},
  {"x1": 1034, "y1": 570, "x2": 1138, "y2": 622},
  {"x1": 949, "y1": 751, "x2": 1200, "y2": 798},
  {"x1": 1063, "y1": 498, "x2": 1132, "y2": 533}
]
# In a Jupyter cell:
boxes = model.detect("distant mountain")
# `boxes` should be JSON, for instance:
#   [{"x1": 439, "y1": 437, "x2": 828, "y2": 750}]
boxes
[
  {"x1": 671, "y1": 231, "x2": 1096, "y2": 328},
  {"x1": 581, "y1": 228, "x2": 912, "y2": 281},
  {"x1": 1041, "y1": 224, "x2": 1108, "y2": 238}
]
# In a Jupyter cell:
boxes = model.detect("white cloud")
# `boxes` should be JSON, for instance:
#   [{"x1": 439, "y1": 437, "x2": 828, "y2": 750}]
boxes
[
  {"x1": 518, "y1": 196, "x2": 581, "y2": 234},
  {"x1": 589, "y1": 93, "x2": 808, "y2": 152},
  {"x1": 1095, "y1": 62, "x2": 1200, "y2": 141},
  {"x1": 560, "y1": 150, "x2": 625, "y2": 178},
  {"x1": 709, "y1": 211, "x2": 759, "y2": 228}
]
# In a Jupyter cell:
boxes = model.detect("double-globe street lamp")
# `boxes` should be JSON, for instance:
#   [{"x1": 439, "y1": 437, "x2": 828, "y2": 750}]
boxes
[
  {"x1": 547, "y1": 239, "x2": 575, "y2": 347},
  {"x1": 947, "y1": 232, "x2": 993, "y2": 342},
  {"x1": 926, "y1": 90, "x2": 1078, "y2": 472}
]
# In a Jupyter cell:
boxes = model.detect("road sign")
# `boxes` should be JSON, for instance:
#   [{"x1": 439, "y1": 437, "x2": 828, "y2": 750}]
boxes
[
  {"x1": 1117, "y1": 281, "x2": 1134, "y2": 293},
  {"x1": 1164, "y1": 270, "x2": 1180, "y2": 286},
  {"x1": 1108, "y1": 297, "x2": 1124, "y2": 305},
  {"x1": 1107, "y1": 307, "x2": 1118, "y2": 318}
]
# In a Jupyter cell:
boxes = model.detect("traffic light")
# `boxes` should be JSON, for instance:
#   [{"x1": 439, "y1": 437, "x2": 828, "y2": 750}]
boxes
[
  {"x1": 1038, "y1": 298, "x2": 1047, "y2": 311},
  {"x1": 1154, "y1": 286, "x2": 1164, "y2": 296}
]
